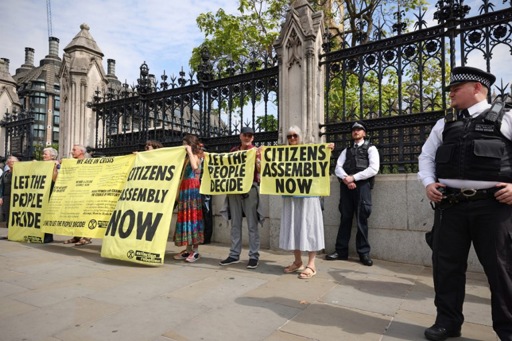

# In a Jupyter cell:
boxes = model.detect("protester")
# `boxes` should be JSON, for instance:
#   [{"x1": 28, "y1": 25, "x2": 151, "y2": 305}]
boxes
[
  {"x1": 145, "y1": 140, "x2": 163, "y2": 151},
  {"x1": 64, "y1": 144, "x2": 92, "y2": 246},
  {"x1": 219, "y1": 126, "x2": 261, "y2": 269},
  {"x1": 326, "y1": 121, "x2": 380, "y2": 266},
  {"x1": 42, "y1": 147, "x2": 60, "y2": 243},
  {"x1": 0, "y1": 156, "x2": 19, "y2": 229},
  {"x1": 418, "y1": 66, "x2": 512, "y2": 341},
  {"x1": 279, "y1": 126, "x2": 334, "y2": 279},
  {"x1": 197, "y1": 142, "x2": 213, "y2": 244},
  {"x1": 173, "y1": 134, "x2": 204, "y2": 263},
  {"x1": 43, "y1": 147, "x2": 59, "y2": 181}
]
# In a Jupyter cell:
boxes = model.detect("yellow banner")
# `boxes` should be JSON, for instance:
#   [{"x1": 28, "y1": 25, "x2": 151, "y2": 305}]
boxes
[
  {"x1": 200, "y1": 149, "x2": 256, "y2": 195},
  {"x1": 8, "y1": 161, "x2": 54, "y2": 243},
  {"x1": 260, "y1": 144, "x2": 331, "y2": 196},
  {"x1": 41, "y1": 155, "x2": 135, "y2": 238},
  {"x1": 101, "y1": 147, "x2": 186, "y2": 266}
]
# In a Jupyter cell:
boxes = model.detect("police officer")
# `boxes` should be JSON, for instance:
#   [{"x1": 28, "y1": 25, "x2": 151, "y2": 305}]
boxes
[
  {"x1": 418, "y1": 66, "x2": 512, "y2": 341},
  {"x1": 326, "y1": 121, "x2": 380, "y2": 266}
]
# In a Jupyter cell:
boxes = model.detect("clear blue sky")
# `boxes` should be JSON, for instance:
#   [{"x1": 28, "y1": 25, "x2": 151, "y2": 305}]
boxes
[
  {"x1": 1, "y1": 0, "x2": 510, "y2": 86},
  {"x1": 0, "y1": 0, "x2": 240, "y2": 83}
]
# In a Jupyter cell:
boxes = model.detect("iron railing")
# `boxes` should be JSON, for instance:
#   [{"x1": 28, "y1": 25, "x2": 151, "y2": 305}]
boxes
[
  {"x1": 0, "y1": 109, "x2": 34, "y2": 160},
  {"x1": 89, "y1": 49, "x2": 279, "y2": 156},
  {"x1": 321, "y1": 0, "x2": 512, "y2": 172}
]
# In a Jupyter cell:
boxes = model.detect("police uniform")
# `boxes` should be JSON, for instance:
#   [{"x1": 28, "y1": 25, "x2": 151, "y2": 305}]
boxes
[
  {"x1": 418, "y1": 66, "x2": 512, "y2": 341},
  {"x1": 329, "y1": 121, "x2": 380, "y2": 265}
]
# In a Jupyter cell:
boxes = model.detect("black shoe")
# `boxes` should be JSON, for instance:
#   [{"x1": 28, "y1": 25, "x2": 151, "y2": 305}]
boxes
[
  {"x1": 325, "y1": 252, "x2": 348, "y2": 261},
  {"x1": 424, "y1": 324, "x2": 461, "y2": 341},
  {"x1": 247, "y1": 259, "x2": 259, "y2": 269},
  {"x1": 219, "y1": 257, "x2": 240, "y2": 266},
  {"x1": 359, "y1": 254, "x2": 373, "y2": 266}
]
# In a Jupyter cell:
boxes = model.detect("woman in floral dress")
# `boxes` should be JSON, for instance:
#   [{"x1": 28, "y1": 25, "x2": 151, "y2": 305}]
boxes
[{"x1": 173, "y1": 134, "x2": 204, "y2": 262}]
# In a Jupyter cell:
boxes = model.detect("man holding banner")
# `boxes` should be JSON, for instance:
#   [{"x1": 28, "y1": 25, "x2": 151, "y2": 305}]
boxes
[
  {"x1": 219, "y1": 127, "x2": 262, "y2": 269},
  {"x1": 64, "y1": 144, "x2": 92, "y2": 246}
]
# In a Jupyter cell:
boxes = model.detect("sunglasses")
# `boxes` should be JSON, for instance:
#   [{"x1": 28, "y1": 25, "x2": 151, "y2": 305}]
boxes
[
  {"x1": 287, "y1": 134, "x2": 298, "y2": 139},
  {"x1": 242, "y1": 133, "x2": 253, "y2": 138}
]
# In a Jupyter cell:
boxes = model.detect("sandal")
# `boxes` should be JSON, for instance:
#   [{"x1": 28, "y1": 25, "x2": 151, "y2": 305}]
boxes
[
  {"x1": 284, "y1": 262, "x2": 305, "y2": 273},
  {"x1": 298, "y1": 266, "x2": 316, "y2": 279},
  {"x1": 173, "y1": 250, "x2": 190, "y2": 260},
  {"x1": 64, "y1": 237, "x2": 80, "y2": 244},
  {"x1": 74, "y1": 238, "x2": 92, "y2": 246}
]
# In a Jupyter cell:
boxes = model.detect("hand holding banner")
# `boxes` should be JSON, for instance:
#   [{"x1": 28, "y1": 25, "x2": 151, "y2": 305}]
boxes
[
  {"x1": 101, "y1": 147, "x2": 186, "y2": 265},
  {"x1": 260, "y1": 144, "x2": 331, "y2": 196},
  {"x1": 200, "y1": 148, "x2": 256, "y2": 195},
  {"x1": 8, "y1": 161, "x2": 54, "y2": 243}
]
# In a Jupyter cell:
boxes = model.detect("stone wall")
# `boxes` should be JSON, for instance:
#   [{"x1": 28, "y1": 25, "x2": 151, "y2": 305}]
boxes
[{"x1": 206, "y1": 174, "x2": 484, "y2": 273}]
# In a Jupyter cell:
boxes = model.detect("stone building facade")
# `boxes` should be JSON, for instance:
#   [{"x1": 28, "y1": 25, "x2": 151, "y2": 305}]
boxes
[{"x1": 0, "y1": 24, "x2": 119, "y2": 160}]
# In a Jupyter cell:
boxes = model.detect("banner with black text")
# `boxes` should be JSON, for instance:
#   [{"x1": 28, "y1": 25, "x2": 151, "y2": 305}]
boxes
[
  {"x1": 260, "y1": 144, "x2": 331, "y2": 196},
  {"x1": 200, "y1": 149, "x2": 256, "y2": 195},
  {"x1": 8, "y1": 161, "x2": 54, "y2": 243},
  {"x1": 41, "y1": 155, "x2": 135, "y2": 238},
  {"x1": 101, "y1": 147, "x2": 186, "y2": 265}
]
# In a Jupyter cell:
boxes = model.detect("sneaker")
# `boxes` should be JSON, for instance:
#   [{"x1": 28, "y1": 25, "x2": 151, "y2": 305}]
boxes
[
  {"x1": 185, "y1": 252, "x2": 200, "y2": 263},
  {"x1": 247, "y1": 259, "x2": 259, "y2": 269},
  {"x1": 219, "y1": 257, "x2": 240, "y2": 266},
  {"x1": 173, "y1": 250, "x2": 190, "y2": 260}
]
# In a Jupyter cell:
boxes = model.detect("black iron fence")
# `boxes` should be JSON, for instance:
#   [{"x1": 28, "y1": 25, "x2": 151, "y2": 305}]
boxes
[
  {"x1": 89, "y1": 49, "x2": 279, "y2": 156},
  {"x1": 3, "y1": 1, "x2": 511, "y2": 172},
  {"x1": 0, "y1": 109, "x2": 34, "y2": 160},
  {"x1": 321, "y1": 1, "x2": 512, "y2": 173}
]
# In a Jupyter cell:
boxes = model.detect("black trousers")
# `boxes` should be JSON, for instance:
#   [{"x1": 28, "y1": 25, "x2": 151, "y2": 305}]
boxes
[
  {"x1": 1, "y1": 195, "x2": 10, "y2": 226},
  {"x1": 335, "y1": 180, "x2": 372, "y2": 257},
  {"x1": 202, "y1": 194, "x2": 213, "y2": 244},
  {"x1": 432, "y1": 198, "x2": 512, "y2": 340}
]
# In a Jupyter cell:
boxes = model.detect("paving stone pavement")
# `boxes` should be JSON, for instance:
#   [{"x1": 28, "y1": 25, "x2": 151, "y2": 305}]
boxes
[{"x1": 0, "y1": 229, "x2": 498, "y2": 341}]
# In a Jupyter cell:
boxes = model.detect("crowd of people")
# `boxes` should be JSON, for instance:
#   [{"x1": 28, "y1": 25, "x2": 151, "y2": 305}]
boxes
[{"x1": 2, "y1": 65, "x2": 511, "y2": 340}]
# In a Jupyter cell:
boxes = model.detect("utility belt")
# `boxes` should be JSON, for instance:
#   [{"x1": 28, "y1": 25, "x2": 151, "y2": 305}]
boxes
[{"x1": 438, "y1": 187, "x2": 499, "y2": 208}]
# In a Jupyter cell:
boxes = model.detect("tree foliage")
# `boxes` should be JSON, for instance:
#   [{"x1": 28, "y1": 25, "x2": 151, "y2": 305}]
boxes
[
  {"x1": 256, "y1": 114, "x2": 278, "y2": 131},
  {"x1": 191, "y1": 0, "x2": 429, "y2": 70},
  {"x1": 191, "y1": 0, "x2": 289, "y2": 71},
  {"x1": 191, "y1": 0, "x2": 439, "y2": 124}
]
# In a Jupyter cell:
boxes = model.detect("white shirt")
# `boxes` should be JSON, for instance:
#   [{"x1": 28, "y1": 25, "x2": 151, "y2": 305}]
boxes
[
  {"x1": 418, "y1": 99, "x2": 512, "y2": 188},
  {"x1": 335, "y1": 139, "x2": 380, "y2": 181}
]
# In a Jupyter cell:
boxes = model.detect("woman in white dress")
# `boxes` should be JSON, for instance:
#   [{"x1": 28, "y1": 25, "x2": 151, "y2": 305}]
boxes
[{"x1": 280, "y1": 126, "x2": 334, "y2": 279}]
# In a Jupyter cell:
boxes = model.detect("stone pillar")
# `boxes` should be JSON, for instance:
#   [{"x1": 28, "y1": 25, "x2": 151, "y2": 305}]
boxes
[
  {"x1": 59, "y1": 24, "x2": 107, "y2": 158},
  {"x1": 273, "y1": 0, "x2": 325, "y2": 144}
]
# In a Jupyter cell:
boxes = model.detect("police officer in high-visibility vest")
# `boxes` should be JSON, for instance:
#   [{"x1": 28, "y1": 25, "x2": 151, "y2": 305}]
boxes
[
  {"x1": 326, "y1": 121, "x2": 380, "y2": 266},
  {"x1": 418, "y1": 66, "x2": 512, "y2": 341}
]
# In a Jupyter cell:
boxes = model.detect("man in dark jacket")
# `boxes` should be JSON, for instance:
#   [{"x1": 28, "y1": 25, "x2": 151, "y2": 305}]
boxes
[{"x1": 0, "y1": 156, "x2": 19, "y2": 228}]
